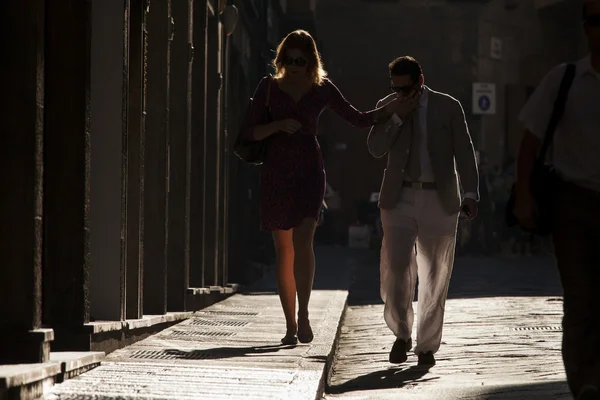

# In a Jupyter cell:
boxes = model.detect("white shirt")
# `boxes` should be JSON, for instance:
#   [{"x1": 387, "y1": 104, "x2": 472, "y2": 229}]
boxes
[
  {"x1": 392, "y1": 86, "x2": 477, "y2": 200},
  {"x1": 519, "y1": 55, "x2": 600, "y2": 192}
]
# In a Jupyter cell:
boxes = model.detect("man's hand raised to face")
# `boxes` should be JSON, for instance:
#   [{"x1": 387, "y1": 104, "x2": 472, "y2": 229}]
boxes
[{"x1": 387, "y1": 88, "x2": 421, "y2": 119}]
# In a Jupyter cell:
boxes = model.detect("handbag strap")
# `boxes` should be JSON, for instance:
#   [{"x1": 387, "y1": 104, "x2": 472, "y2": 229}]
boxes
[
  {"x1": 265, "y1": 76, "x2": 273, "y2": 108},
  {"x1": 537, "y1": 63, "x2": 576, "y2": 166}
]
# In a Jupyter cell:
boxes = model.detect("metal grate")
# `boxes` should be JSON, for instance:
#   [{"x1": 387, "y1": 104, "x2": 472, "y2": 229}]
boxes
[
  {"x1": 201, "y1": 310, "x2": 259, "y2": 317},
  {"x1": 129, "y1": 349, "x2": 212, "y2": 360},
  {"x1": 242, "y1": 291, "x2": 278, "y2": 296},
  {"x1": 188, "y1": 319, "x2": 249, "y2": 327},
  {"x1": 171, "y1": 330, "x2": 235, "y2": 337},
  {"x1": 214, "y1": 305, "x2": 264, "y2": 310},
  {"x1": 512, "y1": 326, "x2": 562, "y2": 332}
]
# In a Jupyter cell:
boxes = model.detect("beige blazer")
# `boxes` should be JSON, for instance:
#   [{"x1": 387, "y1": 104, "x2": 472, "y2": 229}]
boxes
[{"x1": 368, "y1": 87, "x2": 479, "y2": 214}]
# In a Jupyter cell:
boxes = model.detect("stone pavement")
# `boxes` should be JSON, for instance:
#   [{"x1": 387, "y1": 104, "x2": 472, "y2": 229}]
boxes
[
  {"x1": 325, "y1": 254, "x2": 571, "y2": 400},
  {"x1": 44, "y1": 246, "x2": 370, "y2": 400}
]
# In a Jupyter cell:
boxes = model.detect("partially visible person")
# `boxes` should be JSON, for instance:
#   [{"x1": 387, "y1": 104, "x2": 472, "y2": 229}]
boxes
[
  {"x1": 491, "y1": 161, "x2": 511, "y2": 255},
  {"x1": 466, "y1": 152, "x2": 495, "y2": 256},
  {"x1": 241, "y1": 30, "x2": 408, "y2": 346},
  {"x1": 367, "y1": 56, "x2": 479, "y2": 366},
  {"x1": 514, "y1": 2, "x2": 600, "y2": 398},
  {"x1": 319, "y1": 183, "x2": 342, "y2": 245}
]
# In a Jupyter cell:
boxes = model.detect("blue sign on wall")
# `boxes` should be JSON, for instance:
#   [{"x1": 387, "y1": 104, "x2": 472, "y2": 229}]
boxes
[
  {"x1": 472, "y1": 82, "x2": 496, "y2": 115},
  {"x1": 478, "y1": 95, "x2": 491, "y2": 111}
]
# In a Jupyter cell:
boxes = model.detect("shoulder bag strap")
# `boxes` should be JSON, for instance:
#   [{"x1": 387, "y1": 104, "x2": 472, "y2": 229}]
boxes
[
  {"x1": 265, "y1": 76, "x2": 273, "y2": 108},
  {"x1": 537, "y1": 63, "x2": 576, "y2": 165}
]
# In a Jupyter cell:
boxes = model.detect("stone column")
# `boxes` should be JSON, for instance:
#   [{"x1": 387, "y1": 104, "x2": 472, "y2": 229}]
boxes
[
  {"x1": 143, "y1": 0, "x2": 172, "y2": 315},
  {"x1": 189, "y1": 0, "x2": 208, "y2": 290},
  {"x1": 42, "y1": 0, "x2": 92, "y2": 350},
  {"x1": 202, "y1": 11, "x2": 221, "y2": 288},
  {"x1": 166, "y1": 0, "x2": 192, "y2": 311},
  {"x1": 0, "y1": 0, "x2": 53, "y2": 364},
  {"x1": 89, "y1": 0, "x2": 127, "y2": 323},
  {"x1": 124, "y1": 0, "x2": 148, "y2": 320}
]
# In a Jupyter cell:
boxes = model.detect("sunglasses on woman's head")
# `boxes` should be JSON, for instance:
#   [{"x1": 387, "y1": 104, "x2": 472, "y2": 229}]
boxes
[{"x1": 283, "y1": 56, "x2": 308, "y2": 67}]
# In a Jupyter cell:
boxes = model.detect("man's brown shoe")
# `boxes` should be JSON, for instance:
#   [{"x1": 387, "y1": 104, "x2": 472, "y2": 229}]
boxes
[
  {"x1": 389, "y1": 338, "x2": 412, "y2": 364},
  {"x1": 417, "y1": 351, "x2": 436, "y2": 366}
]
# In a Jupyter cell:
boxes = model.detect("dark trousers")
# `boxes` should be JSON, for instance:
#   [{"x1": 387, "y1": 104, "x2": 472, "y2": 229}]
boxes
[
  {"x1": 552, "y1": 180, "x2": 600, "y2": 396},
  {"x1": 467, "y1": 209, "x2": 496, "y2": 255}
]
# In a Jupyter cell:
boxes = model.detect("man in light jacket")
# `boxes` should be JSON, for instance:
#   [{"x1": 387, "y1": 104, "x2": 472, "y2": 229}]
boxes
[{"x1": 368, "y1": 56, "x2": 479, "y2": 366}]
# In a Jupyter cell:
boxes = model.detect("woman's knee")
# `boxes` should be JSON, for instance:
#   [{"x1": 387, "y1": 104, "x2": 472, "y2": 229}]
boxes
[
  {"x1": 293, "y1": 219, "x2": 317, "y2": 245},
  {"x1": 273, "y1": 230, "x2": 294, "y2": 255}
]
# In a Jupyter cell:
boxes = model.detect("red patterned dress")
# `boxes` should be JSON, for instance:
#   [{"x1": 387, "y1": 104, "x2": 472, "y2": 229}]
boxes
[{"x1": 243, "y1": 76, "x2": 377, "y2": 231}]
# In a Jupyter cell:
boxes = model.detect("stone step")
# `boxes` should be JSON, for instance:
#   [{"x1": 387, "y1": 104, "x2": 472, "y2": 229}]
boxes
[{"x1": 0, "y1": 351, "x2": 103, "y2": 400}]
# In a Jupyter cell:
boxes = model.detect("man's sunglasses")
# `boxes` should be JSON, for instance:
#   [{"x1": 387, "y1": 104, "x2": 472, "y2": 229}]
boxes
[
  {"x1": 283, "y1": 56, "x2": 308, "y2": 67},
  {"x1": 585, "y1": 14, "x2": 600, "y2": 27},
  {"x1": 390, "y1": 85, "x2": 415, "y2": 95}
]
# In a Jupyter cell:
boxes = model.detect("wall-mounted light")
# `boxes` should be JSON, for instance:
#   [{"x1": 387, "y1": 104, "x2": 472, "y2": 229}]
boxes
[{"x1": 222, "y1": 5, "x2": 239, "y2": 36}]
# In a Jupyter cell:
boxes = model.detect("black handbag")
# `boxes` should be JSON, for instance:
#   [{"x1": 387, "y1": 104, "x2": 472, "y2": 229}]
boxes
[
  {"x1": 233, "y1": 77, "x2": 273, "y2": 165},
  {"x1": 505, "y1": 63, "x2": 576, "y2": 236}
]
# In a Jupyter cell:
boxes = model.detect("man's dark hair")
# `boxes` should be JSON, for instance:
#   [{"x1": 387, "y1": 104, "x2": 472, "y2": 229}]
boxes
[
  {"x1": 583, "y1": 2, "x2": 587, "y2": 19},
  {"x1": 389, "y1": 56, "x2": 423, "y2": 83}
]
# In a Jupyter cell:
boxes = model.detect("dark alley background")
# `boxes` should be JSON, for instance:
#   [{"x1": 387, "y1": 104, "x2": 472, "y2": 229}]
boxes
[{"x1": 1, "y1": 2, "x2": 584, "y2": 396}]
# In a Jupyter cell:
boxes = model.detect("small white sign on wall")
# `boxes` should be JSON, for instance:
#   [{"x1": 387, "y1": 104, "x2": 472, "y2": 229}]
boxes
[{"x1": 472, "y1": 82, "x2": 496, "y2": 115}]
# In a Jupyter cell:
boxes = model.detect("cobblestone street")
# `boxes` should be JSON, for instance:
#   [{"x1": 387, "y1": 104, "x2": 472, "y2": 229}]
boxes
[{"x1": 326, "y1": 254, "x2": 570, "y2": 400}]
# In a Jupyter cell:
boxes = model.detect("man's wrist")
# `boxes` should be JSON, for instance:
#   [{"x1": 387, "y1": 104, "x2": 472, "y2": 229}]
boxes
[{"x1": 391, "y1": 113, "x2": 403, "y2": 126}]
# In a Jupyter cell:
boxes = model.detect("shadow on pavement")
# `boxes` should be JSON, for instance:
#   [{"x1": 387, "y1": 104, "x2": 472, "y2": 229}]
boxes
[
  {"x1": 244, "y1": 246, "x2": 376, "y2": 293},
  {"x1": 346, "y1": 252, "x2": 563, "y2": 306},
  {"x1": 327, "y1": 365, "x2": 436, "y2": 394},
  {"x1": 160, "y1": 344, "x2": 297, "y2": 360},
  {"x1": 240, "y1": 291, "x2": 278, "y2": 296},
  {"x1": 242, "y1": 245, "x2": 563, "y2": 305},
  {"x1": 447, "y1": 255, "x2": 563, "y2": 299},
  {"x1": 327, "y1": 376, "x2": 570, "y2": 398},
  {"x1": 453, "y1": 380, "x2": 571, "y2": 399}
]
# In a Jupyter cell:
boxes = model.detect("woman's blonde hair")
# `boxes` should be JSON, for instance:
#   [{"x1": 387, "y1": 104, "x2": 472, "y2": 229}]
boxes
[{"x1": 272, "y1": 30, "x2": 327, "y2": 85}]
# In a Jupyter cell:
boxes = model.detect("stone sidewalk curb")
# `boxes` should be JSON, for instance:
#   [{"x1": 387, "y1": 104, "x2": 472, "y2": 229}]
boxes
[
  {"x1": 46, "y1": 289, "x2": 350, "y2": 399},
  {"x1": 302, "y1": 292, "x2": 350, "y2": 399},
  {"x1": 46, "y1": 246, "x2": 363, "y2": 399}
]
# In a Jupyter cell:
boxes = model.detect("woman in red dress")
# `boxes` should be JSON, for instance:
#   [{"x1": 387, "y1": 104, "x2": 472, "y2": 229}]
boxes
[{"x1": 242, "y1": 30, "x2": 400, "y2": 345}]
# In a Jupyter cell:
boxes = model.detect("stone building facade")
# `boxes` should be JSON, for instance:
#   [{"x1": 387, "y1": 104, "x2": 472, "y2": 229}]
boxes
[
  {"x1": 0, "y1": 0, "x2": 316, "y2": 365},
  {"x1": 314, "y1": 0, "x2": 587, "y2": 229}
]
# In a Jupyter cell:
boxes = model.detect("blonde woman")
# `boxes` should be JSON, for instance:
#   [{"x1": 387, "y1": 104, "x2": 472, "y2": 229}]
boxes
[{"x1": 242, "y1": 30, "x2": 408, "y2": 345}]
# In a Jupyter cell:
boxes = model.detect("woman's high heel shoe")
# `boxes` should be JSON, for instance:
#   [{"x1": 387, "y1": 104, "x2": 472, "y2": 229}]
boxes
[
  {"x1": 297, "y1": 320, "x2": 314, "y2": 343},
  {"x1": 281, "y1": 334, "x2": 298, "y2": 346}
]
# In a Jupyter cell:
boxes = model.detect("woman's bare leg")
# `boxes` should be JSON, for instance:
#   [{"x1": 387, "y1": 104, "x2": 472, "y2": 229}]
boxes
[
  {"x1": 292, "y1": 217, "x2": 318, "y2": 342},
  {"x1": 272, "y1": 229, "x2": 297, "y2": 340}
]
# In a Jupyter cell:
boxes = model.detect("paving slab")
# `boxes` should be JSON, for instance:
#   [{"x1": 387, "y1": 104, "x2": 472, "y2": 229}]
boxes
[
  {"x1": 45, "y1": 246, "x2": 367, "y2": 400},
  {"x1": 325, "y1": 255, "x2": 571, "y2": 400}
]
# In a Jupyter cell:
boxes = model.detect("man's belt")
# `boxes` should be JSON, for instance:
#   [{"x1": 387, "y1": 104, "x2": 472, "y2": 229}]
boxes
[{"x1": 402, "y1": 181, "x2": 436, "y2": 190}]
